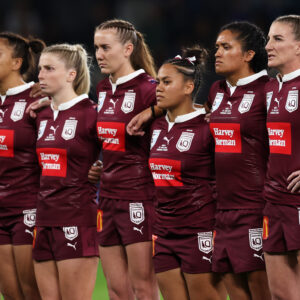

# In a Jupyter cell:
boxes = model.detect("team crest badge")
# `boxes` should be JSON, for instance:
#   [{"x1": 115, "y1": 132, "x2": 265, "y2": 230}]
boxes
[
  {"x1": 150, "y1": 130, "x2": 161, "y2": 149},
  {"x1": 121, "y1": 92, "x2": 136, "y2": 114},
  {"x1": 129, "y1": 203, "x2": 144, "y2": 225},
  {"x1": 176, "y1": 132, "x2": 194, "y2": 152},
  {"x1": 211, "y1": 93, "x2": 224, "y2": 112},
  {"x1": 23, "y1": 209, "x2": 36, "y2": 227},
  {"x1": 238, "y1": 94, "x2": 255, "y2": 114},
  {"x1": 61, "y1": 119, "x2": 78, "y2": 140},
  {"x1": 249, "y1": 228, "x2": 263, "y2": 251},
  {"x1": 63, "y1": 226, "x2": 78, "y2": 241},
  {"x1": 37, "y1": 120, "x2": 47, "y2": 140},
  {"x1": 266, "y1": 92, "x2": 273, "y2": 112},
  {"x1": 10, "y1": 101, "x2": 26, "y2": 122},
  {"x1": 198, "y1": 232, "x2": 213, "y2": 254},
  {"x1": 98, "y1": 92, "x2": 106, "y2": 112},
  {"x1": 285, "y1": 90, "x2": 298, "y2": 113}
]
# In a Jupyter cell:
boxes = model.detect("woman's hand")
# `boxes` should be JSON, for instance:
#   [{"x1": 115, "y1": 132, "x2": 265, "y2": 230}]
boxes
[
  {"x1": 88, "y1": 160, "x2": 103, "y2": 184},
  {"x1": 25, "y1": 97, "x2": 51, "y2": 118},
  {"x1": 287, "y1": 170, "x2": 300, "y2": 193}
]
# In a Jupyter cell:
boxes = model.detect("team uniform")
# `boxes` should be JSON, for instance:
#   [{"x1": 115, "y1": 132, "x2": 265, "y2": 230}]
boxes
[
  {"x1": 149, "y1": 109, "x2": 216, "y2": 274},
  {"x1": 33, "y1": 94, "x2": 100, "y2": 261},
  {"x1": 96, "y1": 69, "x2": 156, "y2": 246},
  {"x1": 263, "y1": 69, "x2": 300, "y2": 253},
  {"x1": 208, "y1": 71, "x2": 269, "y2": 273},
  {"x1": 0, "y1": 82, "x2": 40, "y2": 245}
]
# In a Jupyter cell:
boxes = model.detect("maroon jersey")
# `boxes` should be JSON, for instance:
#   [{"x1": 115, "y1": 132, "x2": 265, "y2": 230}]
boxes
[
  {"x1": 209, "y1": 71, "x2": 269, "y2": 210},
  {"x1": 0, "y1": 82, "x2": 40, "y2": 210},
  {"x1": 149, "y1": 109, "x2": 216, "y2": 228},
  {"x1": 264, "y1": 69, "x2": 300, "y2": 205},
  {"x1": 96, "y1": 69, "x2": 156, "y2": 200},
  {"x1": 36, "y1": 95, "x2": 100, "y2": 226}
]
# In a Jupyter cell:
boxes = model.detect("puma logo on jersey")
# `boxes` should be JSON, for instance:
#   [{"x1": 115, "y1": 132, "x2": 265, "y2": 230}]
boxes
[
  {"x1": 109, "y1": 99, "x2": 119, "y2": 109},
  {"x1": 253, "y1": 253, "x2": 264, "y2": 261},
  {"x1": 50, "y1": 125, "x2": 59, "y2": 135},
  {"x1": 25, "y1": 229, "x2": 34, "y2": 237},
  {"x1": 0, "y1": 109, "x2": 8, "y2": 122},
  {"x1": 133, "y1": 226, "x2": 144, "y2": 235},
  {"x1": 202, "y1": 256, "x2": 212, "y2": 263},
  {"x1": 227, "y1": 101, "x2": 233, "y2": 109},
  {"x1": 163, "y1": 136, "x2": 173, "y2": 145},
  {"x1": 67, "y1": 242, "x2": 77, "y2": 250},
  {"x1": 274, "y1": 98, "x2": 280, "y2": 107}
]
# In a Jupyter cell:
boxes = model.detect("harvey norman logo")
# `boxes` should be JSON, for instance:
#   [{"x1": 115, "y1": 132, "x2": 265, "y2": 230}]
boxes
[
  {"x1": 149, "y1": 158, "x2": 182, "y2": 187},
  {"x1": 267, "y1": 122, "x2": 291, "y2": 155},
  {"x1": 210, "y1": 123, "x2": 241, "y2": 153},
  {"x1": 0, "y1": 129, "x2": 14, "y2": 157}
]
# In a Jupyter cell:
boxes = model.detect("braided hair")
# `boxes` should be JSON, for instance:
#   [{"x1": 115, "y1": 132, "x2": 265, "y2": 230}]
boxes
[
  {"x1": 95, "y1": 19, "x2": 156, "y2": 78},
  {"x1": 164, "y1": 45, "x2": 208, "y2": 102}
]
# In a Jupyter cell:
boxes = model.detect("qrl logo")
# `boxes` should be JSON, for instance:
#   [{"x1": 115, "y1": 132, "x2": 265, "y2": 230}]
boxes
[
  {"x1": 63, "y1": 226, "x2": 78, "y2": 241},
  {"x1": 129, "y1": 203, "x2": 145, "y2": 225},
  {"x1": 198, "y1": 232, "x2": 213, "y2": 254},
  {"x1": 249, "y1": 228, "x2": 263, "y2": 251},
  {"x1": 23, "y1": 209, "x2": 36, "y2": 227},
  {"x1": 121, "y1": 92, "x2": 136, "y2": 114}
]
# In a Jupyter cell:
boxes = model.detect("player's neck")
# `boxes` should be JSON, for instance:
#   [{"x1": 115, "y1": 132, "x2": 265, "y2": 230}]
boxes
[
  {"x1": 0, "y1": 73, "x2": 25, "y2": 95},
  {"x1": 226, "y1": 66, "x2": 254, "y2": 86},
  {"x1": 110, "y1": 64, "x2": 135, "y2": 83},
  {"x1": 167, "y1": 100, "x2": 195, "y2": 122},
  {"x1": 51, "y1": 88, "x2": 78, "y2": 110}
]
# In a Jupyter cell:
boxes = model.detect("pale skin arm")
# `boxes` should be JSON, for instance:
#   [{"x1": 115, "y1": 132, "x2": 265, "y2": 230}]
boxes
[{"x1": 287, "y1": 170, "x2": 300, "y2": 193}]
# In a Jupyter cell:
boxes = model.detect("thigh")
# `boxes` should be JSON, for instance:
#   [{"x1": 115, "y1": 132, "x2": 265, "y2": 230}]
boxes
[
  {"x1": 156, "y1": 268, "x2": 189, "y2": 300},
  {"x1": 183, "y1": 272, "x2": 227, "y2": 300},
  {"x1": 57, "y1": 257, "x2": 99, "y2": 300},
  {"x1": 247, "y1": 270, "x2": 271, "y2": 300},
  {"x1": 34, "y1": 260, "x2": 61, "y2": 300},
  {"x1": 0, "y1": 244, "x2": 23, "y2": 300},
  {"x1": 223, "y1": 273, "x2": 251, "y2": 300},
  {"x1": 264, "y1": 252, "x2": 300, "y2": 300},
  {"x1": 99, "y1": 245, "x2": 134, "y2": 300}
]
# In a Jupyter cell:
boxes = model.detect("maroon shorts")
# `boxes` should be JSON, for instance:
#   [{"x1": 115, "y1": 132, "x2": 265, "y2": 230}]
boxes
[
  {"x1": 33, "y1": 225, "x2": 99, "y2": 262},
  {"x1": 97, "y1": 197, "x2": 154, "y2": 246},
  {"x1": 0, "y1": 208, "x2": 36, "y2": 246},
  {"x1": 212, "y1": 209, "x2": 265, "y2": 273},
  {"x1": 153, "y1": 223, "x2": 214, "y2": 274},
  {"x1": 263, "y1": 202, "x2": 300, "y2": 253}
]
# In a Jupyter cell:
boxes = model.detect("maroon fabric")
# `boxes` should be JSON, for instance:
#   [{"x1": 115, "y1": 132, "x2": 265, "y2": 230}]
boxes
[
  {"x1": 0, "y1": 86, "x2": 39, "y2": 209},
  {"x1": 149, "y1": 112, "x2": 216, "y2": 229},
  {"x1": 264, "y1": 76, "x2": 300, "y2": 205},
  {"x1": 209, "y1": 76, "x2": 269, "y2": 210},
  {"x1": 96, "y1": 73, "x2": 156, "y2": 201},
  {"x1": 33, "y1": 225, "x2": 99, "y2": 261},
  {"x1": 97, "y1": 197, "x2": 154, "y2": 246},
  {"x1": 263, "y1": 202, "x2": 300, "y2": 253},
  {"x1": 0, "y1": 208, "x2": 36, "y2": 245},
  {"x1": 35, "y1": 98, "x2": 100, "y2": 226},
  {"x1": 212, "y1": 209, "x2": 265, "y2": 273}
]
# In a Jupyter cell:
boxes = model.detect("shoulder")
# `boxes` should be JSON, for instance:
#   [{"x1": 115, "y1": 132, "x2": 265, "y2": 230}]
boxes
[
  {"x1": 96, "y1": 77, "x2": 110, "y2": 92},
  {"x1": 134, "y1": 73, "x2": 157, "y2": 92}
]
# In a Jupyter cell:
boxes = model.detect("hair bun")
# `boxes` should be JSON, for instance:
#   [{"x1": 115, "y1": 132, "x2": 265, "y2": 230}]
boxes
[
  {"x1": 28, "y1": 38, "x2": 46, "y2": 54},
  {"x1": 182, "y1": 45, "x2": 208, "y2": 66}
]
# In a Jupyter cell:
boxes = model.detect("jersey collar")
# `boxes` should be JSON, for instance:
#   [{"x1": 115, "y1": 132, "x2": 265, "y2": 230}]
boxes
[
  {"x1": 51, "y1": 94, "x2": 88, "y2": 112},
  {"x1": 226, "y1": 70, "x2": 268, "y2": 88},
  {"x1": 277, "y1": 68, "x2": 300, "y2": 83},
  {"x1": 0, "y1": 82, "x2": 35, "y2": 105}
]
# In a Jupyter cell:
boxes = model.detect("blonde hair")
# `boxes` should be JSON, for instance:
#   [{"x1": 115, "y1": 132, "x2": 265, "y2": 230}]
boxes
[
  {"x1": 275, "y1": 15, "x2": 300, "y2": 41},
  {"x1": 42, "y1": 43, "x2": 90, "y2": 94},
  {"x1": 95, "y1": 19, "x2": 156, "y2": 78}
]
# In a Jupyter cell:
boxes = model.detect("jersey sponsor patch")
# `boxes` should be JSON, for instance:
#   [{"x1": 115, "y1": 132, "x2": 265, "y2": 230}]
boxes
[
  {"x1": 37, "y1": 148, "x2": 67, "y2": 177},
  {"x1": 97, "y1": 121, "x2": 125, "y2": 152},
  {"x1": 238, "y1": 94, "x2": 255, "y2": 114},
  {"x1": 37, "y1": 120, "x2": 47, "y2": 140},
  {"x1": 210, "y1": 123, "x2": 241, "y2": 153},
  {"x1": 149, "y1": 158, "x2": 183, "y2": 187},
  {"x1": 10, "y1": 101, "x2": 26, "y2": 122},
  {"x1": 97, "y1": 92, "x2": 106, "y2": 112},
  {"x1": 0, "y1": 129, "x2": 14, "y2": 157},
  {"x1": 121, "y1": 92, "x2": 136, "y2": 114},
  {"x1": 211, "y1": 93, "x2": 224, "y2": 112},
  {"x1": 266, "y1": 92, "x2": 273, "y2": 112},
  {"x1": 198, "y1": 232, "x2": 213, "y2": 254},
  {"x1": 267, "y1": 122, "x2": 291, "y2": 155},
  {"x1": 150, "y1": 129, "x2": 161, "y2": 149},
  {"x1": 61, "y1": 119, "x2": 78, "y2": 140},
  {"x1": 63, "y1": 226, "x2": 78, "y2": 241},
  {"x1": 129, "y1": 203, "x2": 145, "y2": 225},
  {"x1": 176, "y1": 132, "x2": 194, "y2": 152},
  {"x1": 249, "y1": 228, "x2": 263, "y2": 251},
  {"x1": 23, "y1": 209, "x2": 36, "y2": 227},
  {"x1": 285, "y1": 90, "x2": 298, "y2": 113}
]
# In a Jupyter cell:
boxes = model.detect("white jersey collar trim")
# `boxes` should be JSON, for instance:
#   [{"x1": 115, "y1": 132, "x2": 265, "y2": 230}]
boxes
[
  {"x1": 51, "y1": 94, "x2": 88, "y2": 112},
  {"x1": 277, "y1": 68, "x2": 300, "y2": 83},
  {"x1": 165, "y1": 108, "x2": 206, "y2": 124},
  {"x1": 226, "y1": 70, "x2": 268, "y2": 87},
  {"x1": 3, "y1": 81, "x2": 35, "y2": 96},
  {"x1": 109, "y1": 69, "x2": 145, "y2": 90}
]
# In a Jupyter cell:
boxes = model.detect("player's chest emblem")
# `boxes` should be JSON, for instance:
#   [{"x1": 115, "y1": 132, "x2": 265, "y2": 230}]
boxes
[
  {"x1": 11, "y1": 100, "x2": 26, "y2": 122},
  {"x1": 266, "y1": 92, "x2": 273, "y2": 112},
  {"x1": 129, "y1": 203, "x2": 144, "y2": 225},
  {"x1": 37, "y1": 120, "x2": 48, "y2": 140},
  {"x1": 97, "y1": 92, "x2": 106, "y2": 112},
  {"x1": 62, "y1": 119, "x2": 78, "y2": 140},
  {"x1": 0, "y1": 108, "x2": 8, "y2": 123},
  {"x1": 285, "y1": 90, "x2": 298, "y2": 113},
  {"x1": 176, "y1": 131, "x2": 194, "y2": 152},
  {"x1": 150, "y1": 129, "x2": 161, "y2": 149},
  {"x1": 238, "y1": 94, "x2": 255, "y2": 114},
  {"x1": 211, "y1": 93, "x2": 224, "y2": 112},
  {"x1": 121, "y1": 92, "x2": 136, "y2": 114}
]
